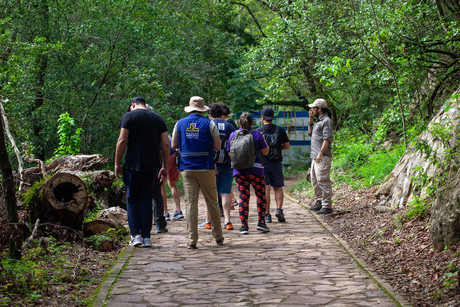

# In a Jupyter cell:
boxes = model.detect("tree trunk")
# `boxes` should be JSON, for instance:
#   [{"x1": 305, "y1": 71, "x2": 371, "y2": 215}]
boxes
[
  {"x1": 28, "y1": 172, "x2": 89, "y2": 230},
  {"x1": 0, "y1": 108, "x2": 21, "y2": 259}
]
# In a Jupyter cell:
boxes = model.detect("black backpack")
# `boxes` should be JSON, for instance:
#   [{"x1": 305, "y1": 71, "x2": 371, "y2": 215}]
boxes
[
  {"x1": 214, "y1": 133, "x2": 230, "y2": 164},
  {"x1": 263, "y1": 126, "x2": 281, "y2": 161}
]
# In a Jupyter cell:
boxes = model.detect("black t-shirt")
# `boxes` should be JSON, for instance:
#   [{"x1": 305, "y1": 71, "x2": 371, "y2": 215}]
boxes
[
  {"x1": 119, "y1": 109, "x2": 167, "y2": 172},
  {"x1": 257, "y1": 123, "x2": 289, "y2": 163},
  {"x1": 226, "y1": 118, "x2": 237, "y2": 129}
]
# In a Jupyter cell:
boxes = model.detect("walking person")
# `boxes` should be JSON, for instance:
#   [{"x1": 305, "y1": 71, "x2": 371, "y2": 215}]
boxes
[
  {"x1": 257, "y1": 107, "x2": 290, "y2": 223},
  {"x1": 227, "y1": 112, "x2": 270, "y2": 234},
  {"x1": 307, "y1": 98, "x2": 333, "y2": 215},
  {"x1": 161, "y1": 135, "x2": 184, "y2": 221},
  {"x1": 114, "y1": 97, "x2": 169, "y2": 247},
  {"x1": 209, "y1": 103, "x2": 236, "y2": 230},
  {"x1": 171, "y1": 96, "x2": 224, "y2": 249}
]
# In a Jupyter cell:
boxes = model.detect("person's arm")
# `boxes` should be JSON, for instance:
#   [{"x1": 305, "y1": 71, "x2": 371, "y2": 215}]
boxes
[
  {"x1": 158, "y1": 131, "x2": 169, "y2": 180},
  {"x1": 171, "y1": 122, "x2": 179, "y2": 149},
  {"x1": 114, "y1": 128, "x2": 129, "y2": 178},
  {"x1": 315, "y1": 140, "x2": 330, "y2": 163},
  {"x1": 281, "y1": 141, "x2": 290, "y2": 150},
  {"x1": 210, "y1": 121, "x2": 221, "y2": 150},
  {"x1": 259, "y1": 131, "x2": 269, "y2": 156}
]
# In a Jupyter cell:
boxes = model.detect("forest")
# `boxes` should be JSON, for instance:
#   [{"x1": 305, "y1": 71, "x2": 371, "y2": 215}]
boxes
[{"x1": 1, "y1": 0, "x2": 459, "y2": 305}]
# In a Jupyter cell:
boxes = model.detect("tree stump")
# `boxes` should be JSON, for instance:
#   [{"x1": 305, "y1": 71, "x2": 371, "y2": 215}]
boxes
[{"x1": 28, "y1": 173, "x2": 89, "y2": 230}]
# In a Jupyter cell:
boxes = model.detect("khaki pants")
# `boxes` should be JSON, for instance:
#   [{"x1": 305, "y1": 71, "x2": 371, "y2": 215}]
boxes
[
  {"x1": 311, "y1": 156, "x2": 333, "y2": 208},
  {"x1": 182, "y1": 170, "x2": 223, "y2": 245}
]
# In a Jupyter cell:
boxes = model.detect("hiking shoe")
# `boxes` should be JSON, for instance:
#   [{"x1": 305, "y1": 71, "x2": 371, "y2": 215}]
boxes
[
  {"x1": 257, "y1": 223, "x2": 270, "y2": 233},
  {"x1": 204, "y1": 222, "x2": 211, "y2": 229},
  {"x1": 265, "y1": 213, "x2": 272, "y2": 223},
  {"x1": 187, "y1": 243, "x2": 197, "y2": 249},
  {"x1": 275, "y1": 208, "x2": 286, "y2": 222},
  {"x1": 172, "y1": 210, "x2": 184, "y2": 220},
  {"x1": 198, "y1": 220, "x2": 209, "y2": 229},
  {"x1": 142, "y1": 238, "x2": 152, "y2": 248},
  {"x1": 157, "y1": 226, "x2": 168, "y2": 233},
  {"x1": 164, "y1": 212, "x2": 171, "y2": 221},
  {"x1": 309, "y1": 200, "x2": 322, "y2": 211},
  {"x1": 216, "y1": 237, "x2": 224, "y2": 246},
  {"x1": 317, "y1": 207, "x2": 333, "y2": 215},
  {"x1": 130, "y1": 235, "x2": 143, "y2": 247},
  {"x1": 225, "y1": 222, "x2": 234, "y2": 230},
  {"x1": 239, "y1": 226, "x2": 249, "y2": 235}
]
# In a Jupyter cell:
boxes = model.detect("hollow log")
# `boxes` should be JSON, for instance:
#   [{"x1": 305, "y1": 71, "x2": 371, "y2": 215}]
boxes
[{"x1": 28, "y1": 173, "x2": 89, "y2": 230}]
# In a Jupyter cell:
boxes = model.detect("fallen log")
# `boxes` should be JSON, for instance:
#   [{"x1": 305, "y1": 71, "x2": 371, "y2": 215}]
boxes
[{"x1": 28, "y1": 172, "x2": 89, "y2": 230}]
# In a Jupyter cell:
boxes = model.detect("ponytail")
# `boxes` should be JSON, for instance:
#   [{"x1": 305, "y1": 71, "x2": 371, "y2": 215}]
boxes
[{"x1": 239, "y1": 112, "x2": 253, "y2": 130}]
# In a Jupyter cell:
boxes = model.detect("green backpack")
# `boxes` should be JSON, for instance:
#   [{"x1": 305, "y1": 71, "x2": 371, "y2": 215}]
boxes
[{"x1": 230, "y1": 129, "x2": 255, "y2": 169}]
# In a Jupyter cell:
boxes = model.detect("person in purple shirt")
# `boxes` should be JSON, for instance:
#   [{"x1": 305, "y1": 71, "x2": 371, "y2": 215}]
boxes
[{"x1": 227, "y1": 112, "x2": 270, "y2": 234}]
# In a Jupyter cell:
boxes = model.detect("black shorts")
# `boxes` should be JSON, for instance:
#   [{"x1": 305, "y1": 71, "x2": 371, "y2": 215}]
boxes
[{"x1": 263, "y1": 162, "x2": 284, "y2": 187}]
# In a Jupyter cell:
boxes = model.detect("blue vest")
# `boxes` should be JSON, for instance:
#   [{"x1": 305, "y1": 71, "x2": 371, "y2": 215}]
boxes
[{"x1": 177, "y1": 113, "x2": 215, "y2": 170}]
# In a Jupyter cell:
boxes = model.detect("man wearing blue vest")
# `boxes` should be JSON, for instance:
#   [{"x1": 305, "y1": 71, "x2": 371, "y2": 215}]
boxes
[{"x1": 171, "y1": 96, "x2": 224, "y2": 249}]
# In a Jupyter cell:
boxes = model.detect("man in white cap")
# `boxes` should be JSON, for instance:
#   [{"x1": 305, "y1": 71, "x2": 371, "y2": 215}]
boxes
[
  {"x1": 307, "y1": 98, "x2": 333, "y2": 214},
  {"x1": 171, "y1": 96, "x2": 224, "y2": 248}
]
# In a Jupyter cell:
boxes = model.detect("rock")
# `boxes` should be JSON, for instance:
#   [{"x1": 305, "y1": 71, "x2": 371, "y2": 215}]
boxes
[
  {"x1": 375, "y1": 205, "x2": 393, "y2": 213},
  {"x1": 430, "y1": 174, "x2": 460, "y2": 251}
]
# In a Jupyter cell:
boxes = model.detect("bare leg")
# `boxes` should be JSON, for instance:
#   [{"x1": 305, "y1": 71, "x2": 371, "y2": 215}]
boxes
[
  {"x1": 273, "y1": 186, "x2": 284, "y2": 209},
  {"x1": 221, "y1": 193, "x2": 232, "y2": 224},
  {"x1": 161, "y1": 180, "x2": 169, "y2": 213},
  {"x1": 168, "y1": 179, "x2": 181, "y2": 211},
  {"x1": 265, "y1": 185, "x2": 272, "y2": 215}
]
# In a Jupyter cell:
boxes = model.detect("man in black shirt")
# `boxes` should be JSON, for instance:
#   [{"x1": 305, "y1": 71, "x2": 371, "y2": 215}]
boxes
[
  {"x1": 115, "y1": 97, "x2": 169, "y2": 247},
  {"x1": 257, "y1": 107, "x2": 290, "y2": 223}
]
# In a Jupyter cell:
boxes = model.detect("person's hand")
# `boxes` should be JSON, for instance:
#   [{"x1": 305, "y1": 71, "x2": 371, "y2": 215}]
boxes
[
  {"x1": 315, "y1": 151, "x2": 323, "y2": 163},
  {"x1": 115, "y1": 165, "x2": 123, "y2": 178},
  {"x1": 158, "y1": 167, "x2": 167, "y2": 181}
]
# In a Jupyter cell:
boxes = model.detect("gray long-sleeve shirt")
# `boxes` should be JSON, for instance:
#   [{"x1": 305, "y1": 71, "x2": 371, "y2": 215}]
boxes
[{"x1": 310, "y1": 115, "x2": 333, "y2": 159}]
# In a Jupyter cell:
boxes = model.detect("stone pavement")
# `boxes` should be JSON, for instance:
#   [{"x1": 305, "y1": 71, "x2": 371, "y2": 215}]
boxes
[{"x1": 91, "y1": 181, "x2": 411, "y2": 306}]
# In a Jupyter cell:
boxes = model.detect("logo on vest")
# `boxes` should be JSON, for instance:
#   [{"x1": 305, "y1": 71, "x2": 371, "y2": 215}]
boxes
[{"x1": 186, "y1": 123, "x2": 200, "y2": 139}]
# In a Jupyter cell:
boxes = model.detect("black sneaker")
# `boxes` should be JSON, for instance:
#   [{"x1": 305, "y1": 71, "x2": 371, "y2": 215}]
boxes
[
  {"x1": 275, "y1": 208, "x2": 286, "y2": 222},
  {"x1": 309, "y1": 200, "x2": 322, "y2": 211},
  {"x1": 317, "y1": 207, "x2": 333, "y2": 215},
  {"x1": 256, "y1": 223, "x2": 270, "y2": 233},
  {"x1": 157, "y1": 226, "x2": 168, "y2": 233},
  {"x1": 265, "y1": 213, "x2": 272, "y2": 223},
  {"x1": 239, "y1": 226, "x2": 249, "y2": 235}
]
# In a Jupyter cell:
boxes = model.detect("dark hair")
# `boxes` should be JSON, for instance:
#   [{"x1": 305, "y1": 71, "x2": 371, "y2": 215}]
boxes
[
  {"x1": 131, "y1": 97, "x2": 146, "y2": 104},
  {"x1": 239, "y1": 112, "x2": 253, "y2": 130},
  {"x1": 208, "y1": 103, "x2": 223, "y2": 118},
  {"x1": 220, "y1": 103, "x2": 231, "y2": 116}
]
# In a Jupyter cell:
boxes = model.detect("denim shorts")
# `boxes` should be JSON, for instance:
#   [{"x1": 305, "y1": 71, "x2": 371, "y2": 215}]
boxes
[
  {"x1": 216, "y1": 168, "x2": 234, "y2": 194},
  {"x1": 264, "y1": 161, "x2": 284, "y2": 187}
]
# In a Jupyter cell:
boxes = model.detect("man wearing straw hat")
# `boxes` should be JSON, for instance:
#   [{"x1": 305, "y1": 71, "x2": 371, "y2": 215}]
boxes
[{"x1": 171, "y1": 96, "x2": 224, "y2": 249}]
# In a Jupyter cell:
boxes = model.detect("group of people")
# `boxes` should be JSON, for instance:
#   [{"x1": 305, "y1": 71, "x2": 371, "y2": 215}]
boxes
[{"x1": 114, "y1": 96, "x2": 333, "y2": 249}]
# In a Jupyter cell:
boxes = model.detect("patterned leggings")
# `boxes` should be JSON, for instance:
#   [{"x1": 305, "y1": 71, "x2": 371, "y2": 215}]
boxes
[{"x1": 235, "y1": 174, "x2": 267, "y2": 227}]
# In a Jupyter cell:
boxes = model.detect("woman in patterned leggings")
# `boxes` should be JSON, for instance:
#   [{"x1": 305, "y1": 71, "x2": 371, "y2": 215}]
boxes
[{"x1": 227, "y1": 112, "x2": 270, "y2": 234}]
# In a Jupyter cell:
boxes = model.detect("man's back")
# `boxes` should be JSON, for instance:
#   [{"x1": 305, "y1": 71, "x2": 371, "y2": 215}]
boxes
[
  {"x1": 120, "y1": 109, "x2": 167, "y2": 171},
  {"x1": 257, "y1": 123, "x2": 289, "y2": 164}
]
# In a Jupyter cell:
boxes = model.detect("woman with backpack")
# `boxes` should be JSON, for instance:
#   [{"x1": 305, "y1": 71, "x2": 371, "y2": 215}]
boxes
[{"x1": 227, "y1": 112, "x2": 270, "y2": 234}]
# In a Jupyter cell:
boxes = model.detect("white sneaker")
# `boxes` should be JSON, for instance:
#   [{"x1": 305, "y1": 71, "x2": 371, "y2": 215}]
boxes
[
  {"x1": 130, "y1": 235, "x2": 143, "y2": 247},
  {"x1": 198, "y1": 220, "x2": 209, "y2": 228},
  {"x1": 143, "y1": 238, "x2": 152, "y2": 247}
]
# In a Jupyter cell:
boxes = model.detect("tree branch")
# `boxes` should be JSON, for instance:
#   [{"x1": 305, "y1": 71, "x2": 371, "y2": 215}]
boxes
[{"x1": 231, "y1": 2, "x2": 266, "y2": 38}]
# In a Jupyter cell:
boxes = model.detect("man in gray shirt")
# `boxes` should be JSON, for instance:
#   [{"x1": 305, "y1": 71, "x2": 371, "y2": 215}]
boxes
[{"x1": 307, "y1": 98, "x2": 333, "y2": 214}]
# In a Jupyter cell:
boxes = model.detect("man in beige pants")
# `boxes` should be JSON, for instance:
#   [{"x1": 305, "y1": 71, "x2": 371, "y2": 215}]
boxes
[
  {"x1": 307, "y1": 98, "x2": 333, "y2": 215},
  {"x1": 171, "y1": 96, "x2": 224, "y2": 249}
]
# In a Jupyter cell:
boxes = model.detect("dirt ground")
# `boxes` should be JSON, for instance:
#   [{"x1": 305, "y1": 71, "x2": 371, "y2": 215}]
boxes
[{"x1": 286, "y1": 174, "x2": 460, "y2": 307}]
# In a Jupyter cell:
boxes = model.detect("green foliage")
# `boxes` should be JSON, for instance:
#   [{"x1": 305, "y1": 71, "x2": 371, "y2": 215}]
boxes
[
  {"x1": 332, "y1": 128, "x2": 404, "y2": 188},
  {"x1": 84, "y1": 228, "x2": 129, "y2": 251},
  {"x1": 0, "y1": 239, "x2": 94, "y2": 305},
  {"x1": 52, "y1": 112, "x2": 82, "y2": 159}
]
